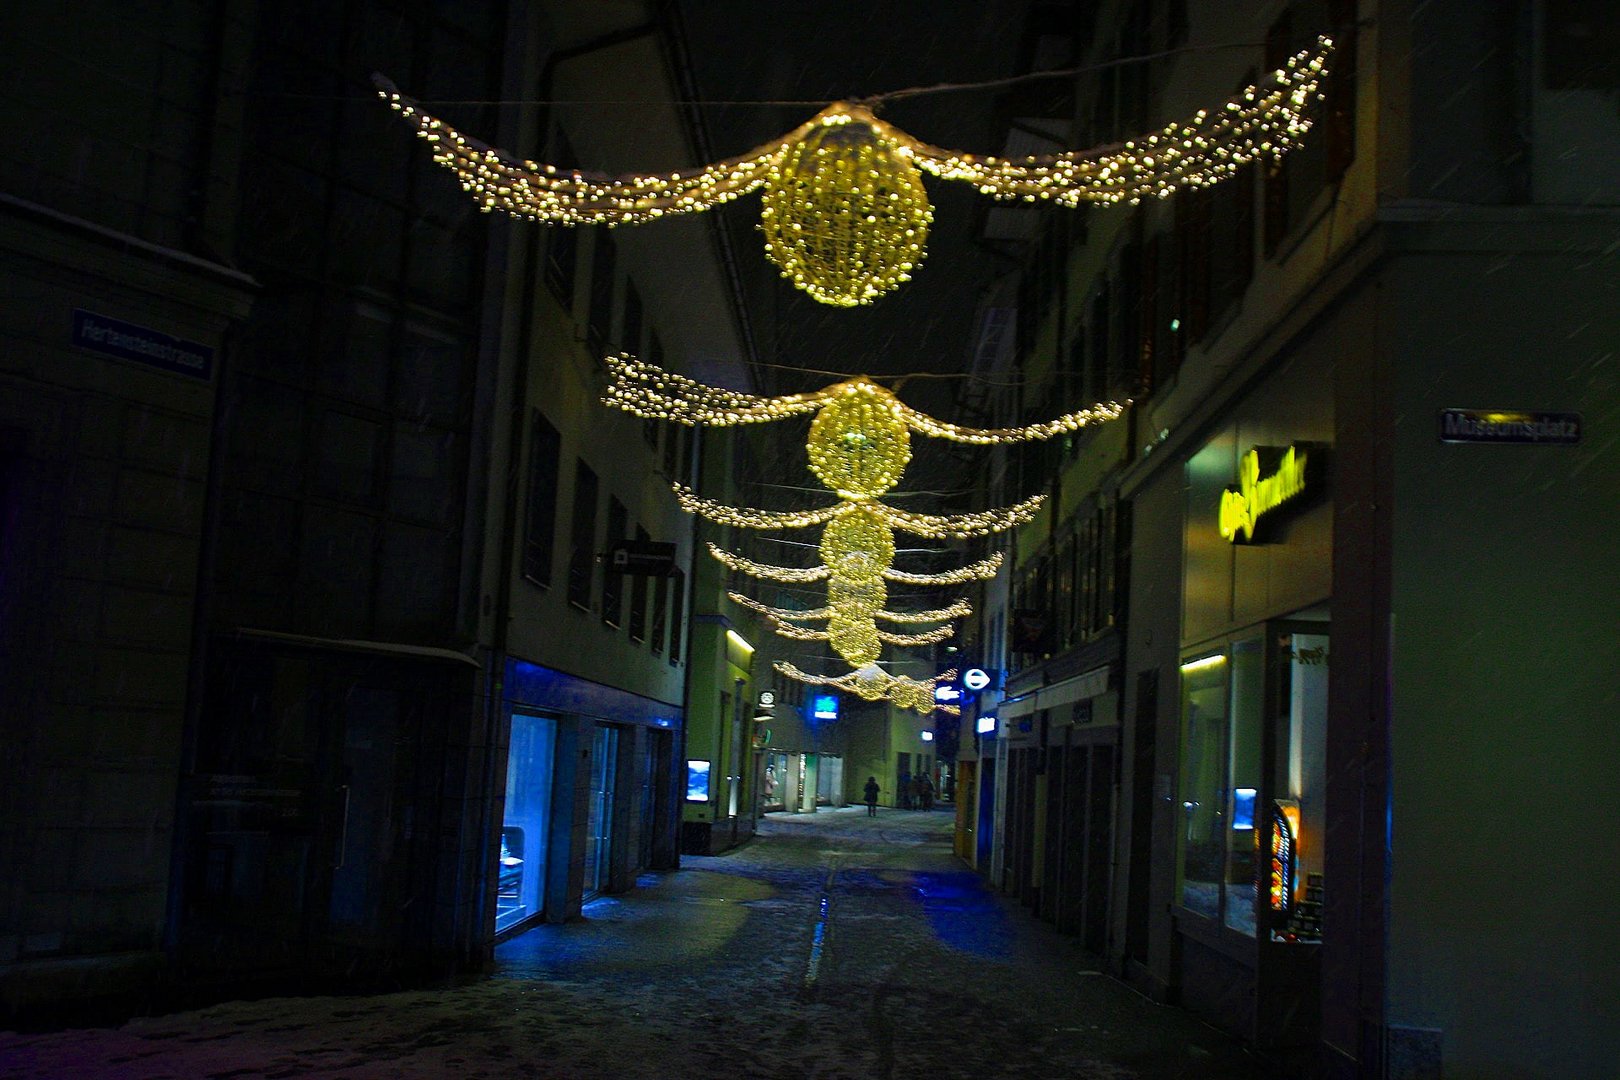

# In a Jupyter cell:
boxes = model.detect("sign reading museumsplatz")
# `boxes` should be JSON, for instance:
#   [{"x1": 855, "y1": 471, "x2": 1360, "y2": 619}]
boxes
[{"x1": 1438, "y1": 408, "x2": 1581, "y2": 446}]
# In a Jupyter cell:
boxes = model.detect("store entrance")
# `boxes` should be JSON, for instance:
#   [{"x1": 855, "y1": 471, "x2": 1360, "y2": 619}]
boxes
[
  {"x1": 497, "y1": 712, "x2": 557, "y2": 934},
  {"x1": 584, "y1": 724, "x2": 619, "y2": 897}
]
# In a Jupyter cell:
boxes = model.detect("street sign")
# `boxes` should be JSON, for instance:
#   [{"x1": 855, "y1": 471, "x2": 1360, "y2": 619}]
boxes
[
  {"x1": 607, "y1": 540, "x2": 677, "y2": 576},
  {"x1": 963, "y1": 668, "x2": 991, "y2": 692},
  {"x1": 1438, "y1": 408, "x2": 1581, "y2": 445},
  {"x1": 757, "y1": 690, "x2": 777, "y2": 707}
]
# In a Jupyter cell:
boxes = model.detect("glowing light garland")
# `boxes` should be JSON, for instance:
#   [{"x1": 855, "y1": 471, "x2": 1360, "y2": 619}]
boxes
[
  {"x1": 374, "y1": 38, "x2": 1331, "y2": 306},
  {"x1": 605, "y1": 354, "x2": 1128, "y2": 443},
  {"x1": 728, "y1": 592, "x2": 974, "y2": 624},
  {"x1": 602, "y1": 355, "x2": 1122, "y2": 709},
  {"x1": 774, "y1": 663, "x2": 960, "y2": 717}
]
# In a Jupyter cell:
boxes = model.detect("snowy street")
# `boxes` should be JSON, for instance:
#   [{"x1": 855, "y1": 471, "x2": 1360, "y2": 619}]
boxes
[{"x1": 1, "y1": 808, "x2": 1264, "y2": 1079}]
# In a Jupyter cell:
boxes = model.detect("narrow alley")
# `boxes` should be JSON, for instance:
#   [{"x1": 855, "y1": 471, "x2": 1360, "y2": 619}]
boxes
[{"x1": 0, "y1": 809, "x2": 1262, "y2": 1080}]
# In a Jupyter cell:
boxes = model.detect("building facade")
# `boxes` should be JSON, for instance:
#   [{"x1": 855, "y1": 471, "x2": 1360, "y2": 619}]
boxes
[
  {"x1": 0, "y1": 0, "x2": 753, "y2": 1020},
  {"x1": 968, "y1": 1, "x2": 1620, "y2": 1077}
]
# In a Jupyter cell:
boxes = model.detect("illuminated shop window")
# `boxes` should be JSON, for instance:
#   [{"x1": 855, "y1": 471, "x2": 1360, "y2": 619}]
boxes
[
  {"x1": 497, "y1": 713, "x2": 557, "y2": 933},
  {"x1": 1177, "y1": 650, "x2": 1230, "y2": 923},
  {"x1": 1176, "y1": 628, "x2": 1328, "y2": 941}
]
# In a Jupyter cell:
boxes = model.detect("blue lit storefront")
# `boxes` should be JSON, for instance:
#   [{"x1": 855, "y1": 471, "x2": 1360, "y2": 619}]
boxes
[{"x1": 496, "y1": 657, "x2": 683, "y2": 938}]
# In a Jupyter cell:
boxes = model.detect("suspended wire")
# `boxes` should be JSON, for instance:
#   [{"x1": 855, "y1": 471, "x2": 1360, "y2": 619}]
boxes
[{"x1": 309, "y1": 36, "x2": 1281, "y2": 109}]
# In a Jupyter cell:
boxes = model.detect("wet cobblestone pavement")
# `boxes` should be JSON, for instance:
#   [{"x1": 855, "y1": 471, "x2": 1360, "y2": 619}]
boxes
[{"x1": 0, "y1": 807, "x2": 1266, "y2": 1078}]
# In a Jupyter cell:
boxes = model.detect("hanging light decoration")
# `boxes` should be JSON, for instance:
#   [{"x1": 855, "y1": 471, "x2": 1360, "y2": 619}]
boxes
[
  {"x1": 773, "y1": 662, "x2": 960, "y2": 717},
  {"x1": 758, "y1": 114, "x2": 932, "y2": 306},
  {"x1": 601, "y1": 354, "x2": 1127, "y2": 707},
  {"x1": 373, "y1": 37, "x2": 1332, "y2": 306}
]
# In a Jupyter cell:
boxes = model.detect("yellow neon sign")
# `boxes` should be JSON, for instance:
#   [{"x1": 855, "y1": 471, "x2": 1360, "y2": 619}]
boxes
[{"x1": 1219, "y1": 445, "x2": 1311, "y2": 543}]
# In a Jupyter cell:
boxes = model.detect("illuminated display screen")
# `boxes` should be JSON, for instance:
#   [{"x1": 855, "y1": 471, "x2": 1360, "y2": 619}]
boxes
[
  {"x1": 812, "y1": 694, "x2": 839, "y2": 720},
  {"x1": 1232, "y1": 787, "x2": 1258, "y2": 831},
  {"x1": 685, "y1": 760, "x2": 711, "y2": 802}
]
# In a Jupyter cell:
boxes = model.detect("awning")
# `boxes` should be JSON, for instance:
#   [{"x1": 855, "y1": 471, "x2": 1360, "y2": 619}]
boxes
[
  {"x1": 1000, "y1": 694, "x2": 1038, "y2": 720},
  {"x1": 1035, "y1": 664, "x2": 1111, "y2": 711}
]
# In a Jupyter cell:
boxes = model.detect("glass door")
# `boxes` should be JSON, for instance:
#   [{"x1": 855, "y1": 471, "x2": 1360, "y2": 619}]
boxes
[
  {"x1": 584, "y1": 724, "x2": 618, "y2": 897},
  {"x1": 497, "y1": 712, "x2": 557, "y2": 933}
]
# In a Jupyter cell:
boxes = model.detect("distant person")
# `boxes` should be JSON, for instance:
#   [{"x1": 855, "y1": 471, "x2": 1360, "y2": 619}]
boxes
[
  {"x1": 863, "y1": 776, "x2": 880, "y2": 816},
  {"x1": 917, "y1": 773, "x2": 934, "y2": 810},
  {"x1": 898, "y1": 770, "x2": 912, "y2": 810}
]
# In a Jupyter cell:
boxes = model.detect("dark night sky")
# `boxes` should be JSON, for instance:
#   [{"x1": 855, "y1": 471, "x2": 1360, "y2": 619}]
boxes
[{"x1": 675, "y1": 0, "x2": 1044, "y2": 401}]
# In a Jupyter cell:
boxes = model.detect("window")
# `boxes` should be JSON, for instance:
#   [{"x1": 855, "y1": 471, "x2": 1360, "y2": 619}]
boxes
[
  {"x1": 621, "y1": 281, "x2": 643, "y2": 353},
  {"x1": 545, "y1": 227, "x2": 577, "y2": 310},
  {"x1": 1173, "y1": 627, "x2": 1330, "y2": 942},
  {"x1": 567, "y1": 460, "x2": 598, "y2": 609},
  {"x1": 645, "y1": 332, "x2": 664, "y2": 449},
  {"x1": 586, "y1": 229, "x2": 616, "y2": 357},
  {"x1": 628, "y1": 525, "x2": 650, "y2": 641},
  {"x1": 679, "y1": 425, "x2": 695, "y2": 486},
  {"x1": 1263, "y1": 2, "x2": 1357, "y2": 255},
  {"x1": 650, "y1": 569, "x2": 669, "y2": 657},
  {"x1": 544, "y1": 132, "x2": 580, "y2": 306},
  {"x1": 522, "y1": 412, "x2": 561, "y2": 586},
  {"x1": 1177, "y1": 647, "x2": 1233, "y2": 925},
  {"x1": 668, "y1": 567, "x2": 685, "y2": 664},
  {"x1": 603, "y1": 497, "x2": 627, "y2": 627}
]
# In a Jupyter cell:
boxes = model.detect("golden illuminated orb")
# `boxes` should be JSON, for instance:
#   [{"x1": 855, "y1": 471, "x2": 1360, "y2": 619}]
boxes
[
  {"x1": 759, "y1": 113, "x2": 932, "y2": 307},
  {"x1": 807, "y1": 381, "x2": 911, "y2": 498}
]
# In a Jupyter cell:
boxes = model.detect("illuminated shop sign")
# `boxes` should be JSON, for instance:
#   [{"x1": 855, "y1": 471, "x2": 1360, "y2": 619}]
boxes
[
  {"x1": 812, "y1": 694, "x2": 839, "y2": 721},
  {"x1": 962, "y1": 668, "x2": 991, "y2": 691},
  {"x1": 976, "y1": 715, "x2": 997, "y2": 735},
  {"x1": 1218, "y1": 444, "x2": 1315, "y2": 543},
  {"x1": 934, "y1": 684, "x2": 963, "y2": 704}
]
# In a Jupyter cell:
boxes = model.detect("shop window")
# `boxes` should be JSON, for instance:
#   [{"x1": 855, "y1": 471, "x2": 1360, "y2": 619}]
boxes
[
  {"x1": 1177, "y1": 627, "x2": 1327, "y2": 941},
  {"x1": 1177, "y1": 650, "x2": 1229, "y2": 922},
  {"x1": 566, "y1": 460, "x2": 598, "y2": 610},
  {"x1": 522, "y1": 412, "x2": 560, "y2": 586},
  {"x1": 1273, "y1": 630, "x2": 1328, "y2": 941},
  {"x1": 497, "y1": 712, "x2": 556, "y2": 933},
  {"x1": 1224, "y1": 638, "x2": 1264, "y2": 935}
]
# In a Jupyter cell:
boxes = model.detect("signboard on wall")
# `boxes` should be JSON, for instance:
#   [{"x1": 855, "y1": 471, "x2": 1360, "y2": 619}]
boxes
[
  {"x1": 1438, "y1": 408, "x2": 1581, "y2": 445},
  {"x1": 72, "y1": 309, "x2": 214, "y2": 380},
  {"x1": 608, "y1": 539, "x2": 677, "y2": 576},
  {"x1": 1218, "y1": 443, "x2": 1324, "y2": 544}
]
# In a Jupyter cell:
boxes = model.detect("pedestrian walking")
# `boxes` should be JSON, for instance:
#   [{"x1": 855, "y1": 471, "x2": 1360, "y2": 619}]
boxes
[
  {"x1": 917, "y1": 772, "x2": 934, "y2": 810},
  {"x1": 863, "y1": 775, "x2": 880, "y2": 816}
]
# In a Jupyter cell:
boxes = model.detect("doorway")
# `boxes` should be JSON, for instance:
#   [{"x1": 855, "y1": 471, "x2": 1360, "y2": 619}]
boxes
[
  {"x1": 497, "y1": 712, "x2": 557, "y2": 933},
  {"x1": 584, "y1": 724, "x2": 619, "y2": 897}
]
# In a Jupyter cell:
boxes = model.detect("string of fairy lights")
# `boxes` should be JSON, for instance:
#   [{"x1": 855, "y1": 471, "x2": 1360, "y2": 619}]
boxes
[
  {"x1": 599, "y1": 353, "x2": 1127, "y2": 711},
  {"x1": 368, "y1": 34, "x2": 1337, "y2": 713},
  {"x1": 373, "y1": 35, "x2": 1331, "y2": 307}
]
